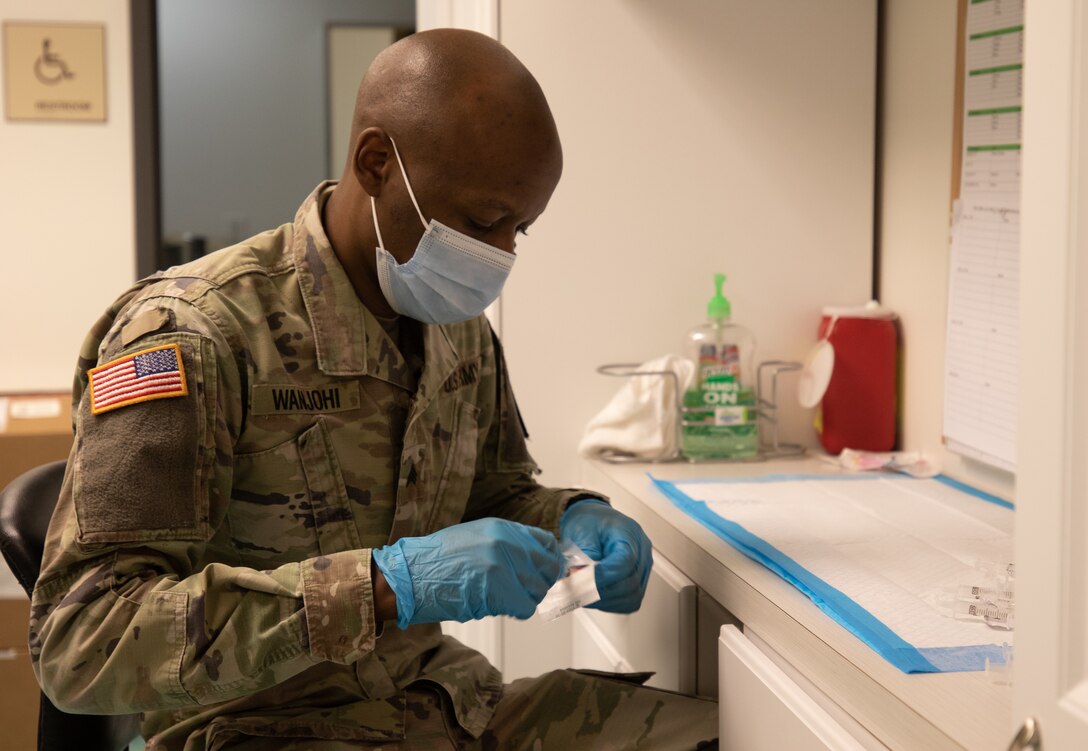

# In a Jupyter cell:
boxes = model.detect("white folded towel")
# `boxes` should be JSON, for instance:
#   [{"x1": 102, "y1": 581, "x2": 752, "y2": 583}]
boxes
[{"x1": 578, "y1": 355, "x2": 695, "y2": 460}]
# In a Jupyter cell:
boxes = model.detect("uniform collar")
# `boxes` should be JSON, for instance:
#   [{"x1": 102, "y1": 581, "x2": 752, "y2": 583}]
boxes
[{"x1": 292, "y1": 182, "x2": 462, "y2": 391}]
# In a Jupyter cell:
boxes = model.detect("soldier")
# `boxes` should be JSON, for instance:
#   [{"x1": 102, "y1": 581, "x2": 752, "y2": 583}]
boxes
[{"x1": 30, "y1": 29, "x2": 718, "y2": 749}]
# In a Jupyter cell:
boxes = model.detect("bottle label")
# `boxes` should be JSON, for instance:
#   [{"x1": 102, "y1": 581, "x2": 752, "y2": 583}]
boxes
[
  {"x1": 687, "y1": 343, "x2": 756, "y2": 429},
  {"x1": 702, "y1": 373, "x2": 740, "y2": 406},
  {"x1": 713, "y1": 405, "x2": 755, "y2": 426},
  {"x1": 698, "y1": 344, "x2": 740, "y2": 380}
]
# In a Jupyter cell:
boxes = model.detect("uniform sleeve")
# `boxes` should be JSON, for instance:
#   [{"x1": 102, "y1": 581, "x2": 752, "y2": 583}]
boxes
[
  {"x1": 30, "y1": 297, "x2": 378, "y2": 715},
  {"x1": 464, "y1": 325, "x2": 607, "y2": 536}
]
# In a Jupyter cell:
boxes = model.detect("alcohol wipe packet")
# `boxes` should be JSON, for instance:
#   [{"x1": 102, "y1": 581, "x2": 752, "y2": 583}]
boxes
[{"x1": 536, "y1": 541, "x2": 601, "y2": 621}]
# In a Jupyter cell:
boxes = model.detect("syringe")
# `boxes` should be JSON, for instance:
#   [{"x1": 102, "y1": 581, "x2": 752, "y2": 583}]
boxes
[{"x1": 954, "y1": 600, "x2": 1014, "y2": 629}]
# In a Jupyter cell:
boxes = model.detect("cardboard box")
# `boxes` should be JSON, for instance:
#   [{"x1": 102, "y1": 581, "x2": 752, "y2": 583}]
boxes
[
  {"x1": 0, "y1": 598, "x2": 39, "y2": 751},
  {"x1": 0, "y1": 596, "x2": 30, "y2": 646},
  {"x1": 0, "y1": 395, "x2": 72, "y2": 749},
  {"x1": 0, "y1": 393, "x2": 73, "y2": 490}
]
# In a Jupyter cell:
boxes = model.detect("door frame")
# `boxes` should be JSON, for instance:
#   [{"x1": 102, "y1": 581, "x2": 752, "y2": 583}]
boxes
[
  {"x1": 1017, "y1": 0, "x2": 1088, "y2": 745},
  {"x1": 130, "y1": 0, "x2": 160, "y2": 279}
]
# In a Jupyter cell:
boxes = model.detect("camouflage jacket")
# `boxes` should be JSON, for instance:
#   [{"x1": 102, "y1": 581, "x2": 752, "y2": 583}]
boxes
[{"x1": 30, "y1": 183, "x2": 602, "y2": 749}]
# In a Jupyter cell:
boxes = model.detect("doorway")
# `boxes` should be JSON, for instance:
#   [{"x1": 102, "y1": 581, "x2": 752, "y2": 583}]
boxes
[{"x1": 132, "y1": 0, "x2": 414, "y2": 276}]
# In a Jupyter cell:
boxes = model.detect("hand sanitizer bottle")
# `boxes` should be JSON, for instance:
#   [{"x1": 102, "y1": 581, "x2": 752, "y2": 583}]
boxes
[{"x1": 681, "y1": 273, "x2": 759, "y2": 459}]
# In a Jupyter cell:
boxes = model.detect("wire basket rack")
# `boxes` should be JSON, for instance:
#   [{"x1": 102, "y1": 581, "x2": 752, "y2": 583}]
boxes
[{"x1": 593, "y1": 360, "x2": 806, "y2": 464}]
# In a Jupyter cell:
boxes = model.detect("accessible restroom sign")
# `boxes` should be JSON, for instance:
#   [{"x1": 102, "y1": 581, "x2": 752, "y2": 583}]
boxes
[{"x1": 3, "y1": 22, "x2": 106, "y2": 122}]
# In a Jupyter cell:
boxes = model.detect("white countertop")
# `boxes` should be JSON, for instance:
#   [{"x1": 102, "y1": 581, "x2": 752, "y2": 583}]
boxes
[{"x1": 581, "y1": 456, "x2": 1011, "y2": 751}]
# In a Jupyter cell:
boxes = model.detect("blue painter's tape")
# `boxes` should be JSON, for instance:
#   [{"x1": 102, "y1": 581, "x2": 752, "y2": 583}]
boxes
[
  {"x1": 650, "y1": 475, "x2": 1008, "y2": 674},
  {"x1": 918, "y1": 644, "x2": 1009, "y2": 672},
  {"x1": 650, "y1": 476, "x2": 936, "y2": 673},
  {"x1": 934, "y1": 474, "x2": 1015, "y2": 510}
]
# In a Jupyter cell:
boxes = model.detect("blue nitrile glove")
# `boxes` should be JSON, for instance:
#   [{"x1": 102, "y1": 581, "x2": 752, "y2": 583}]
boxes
[
  {"x1": 560, "y1": 498, "x2": 652, "y2": 613},
  {"x1": 372, "y1": 517, "x2": 562, "y2": 629}
]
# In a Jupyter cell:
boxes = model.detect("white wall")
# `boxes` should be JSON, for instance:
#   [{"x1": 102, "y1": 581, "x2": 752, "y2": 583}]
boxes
[
  {"x1": 157, "y1": 0, "x2": 414, "y2": 251},
  {"x1": 0, "y1": 0, "x2": 134, "y2": 393},
  {"x1": 499, "y1": 0, "x2": 877, "y2": 489},
  {"x1": 878, "y1": 0, "x2": 1015, "y2": 500},
  {"x1": 416, "y1": 0, "x2": 497, "y2": 39}
]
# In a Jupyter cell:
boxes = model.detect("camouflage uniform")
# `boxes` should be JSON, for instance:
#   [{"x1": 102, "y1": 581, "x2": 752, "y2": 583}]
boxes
[{"x1": 29, "y1": 183, "x2": 718, "y2": 749}]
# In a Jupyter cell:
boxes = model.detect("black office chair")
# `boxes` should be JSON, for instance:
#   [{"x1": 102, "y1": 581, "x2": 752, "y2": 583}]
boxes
[{"x1": 0, "y1": 461, "x2": 142, "y2": 751}]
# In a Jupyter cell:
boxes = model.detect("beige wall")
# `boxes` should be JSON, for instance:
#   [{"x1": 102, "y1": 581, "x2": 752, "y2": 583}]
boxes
[
  {"x1": 1, "y1": 0, "x2": 134, "y2": 393},
  {"x1": 499, "y1": 0, "x2": 877, "y2": 489},
  {"x1": 878, "y1": 0, "x2": 1015, "y2": 500}
]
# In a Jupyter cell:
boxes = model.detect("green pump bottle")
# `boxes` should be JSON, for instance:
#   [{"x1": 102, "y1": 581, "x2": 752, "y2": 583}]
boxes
[{"x1": 681, "y1": 273, "x2": 759, "y2": 459}]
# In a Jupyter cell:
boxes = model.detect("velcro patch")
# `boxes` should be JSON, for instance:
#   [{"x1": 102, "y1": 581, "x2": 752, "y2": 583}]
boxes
[
  {"x1": 250, "y1": 382, "x2": 361, "y2": 415},
  {"x1": 89, "y1": 343, "x2": 188, "y2": 415},
  {"x1": 120, "y1": 307, "x2": 174, "y2": 348}
]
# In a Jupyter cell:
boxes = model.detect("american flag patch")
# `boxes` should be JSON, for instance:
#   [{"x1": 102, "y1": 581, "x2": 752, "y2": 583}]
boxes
[{"x1": 89, "y1": 343, "x2": 189, "y2": 415}]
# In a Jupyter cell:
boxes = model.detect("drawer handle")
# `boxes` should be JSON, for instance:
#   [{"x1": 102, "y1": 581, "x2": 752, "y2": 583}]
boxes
[{"x1": 1006, "y1": 717, "x2": 1040, "y2": 751}]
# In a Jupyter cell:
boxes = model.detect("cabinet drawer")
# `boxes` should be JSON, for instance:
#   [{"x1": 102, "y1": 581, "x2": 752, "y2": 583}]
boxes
[
  {"x1": 719, "y1": 625, "x2": 869, "y2": 750},
  {"x1": 573, "y1": 550, "x2": 696, "y2": 692},
  {"x1": 572, "y1": 608, "x2": 634, "y2": 674}
]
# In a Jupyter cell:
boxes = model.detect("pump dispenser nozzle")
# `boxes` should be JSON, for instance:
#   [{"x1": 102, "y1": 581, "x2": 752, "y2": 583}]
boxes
[{"x1": 708, "y1": 273, "x2": 732, "y2": 320}]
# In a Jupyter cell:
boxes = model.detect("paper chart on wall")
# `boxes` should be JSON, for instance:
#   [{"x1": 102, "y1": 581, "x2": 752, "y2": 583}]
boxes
[{"x1": 943, "y1": 0, "x2": 1023, "y2": 472}]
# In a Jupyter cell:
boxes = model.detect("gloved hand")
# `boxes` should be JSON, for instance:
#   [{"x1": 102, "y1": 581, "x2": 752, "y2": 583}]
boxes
[
  {"x1": 560, "y1": 498, "x2": 652, "y2": 613},
  {"x1": 372, "y1": 517, "x2": 562, "y2": 628}
]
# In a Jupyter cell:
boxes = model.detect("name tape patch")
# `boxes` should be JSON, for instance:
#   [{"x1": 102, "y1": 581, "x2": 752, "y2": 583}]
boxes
[
  {"x1": 442, "y1": 360, "x2": 481, "y2": 394},
  {"x1": 89, "y1": 343, "x2": 188, "y2": 415},
  {"x1": 250, "y1": 382, "x2": 361, "y2": 416}
]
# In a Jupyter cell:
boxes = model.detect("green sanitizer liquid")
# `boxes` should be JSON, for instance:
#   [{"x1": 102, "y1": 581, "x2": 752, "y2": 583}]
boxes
[{"x1": 681, "y1": 274, "x2": 759, "y2": 460}]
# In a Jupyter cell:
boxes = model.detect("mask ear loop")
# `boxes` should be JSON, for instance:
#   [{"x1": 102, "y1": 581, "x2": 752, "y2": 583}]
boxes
[
  {"x1": 388, "y1": 137, "x2": 429, "y2": 231},
  {"x1": 370, "y1": 136, "x2": 429, "y2": 251},
  {"x1": 370, "y1": 196, "x2": 386, "y2": 250}
]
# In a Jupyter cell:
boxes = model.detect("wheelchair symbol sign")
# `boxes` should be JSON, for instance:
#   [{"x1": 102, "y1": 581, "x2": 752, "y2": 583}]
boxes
[
  {"x1": 3, "y1": 22, "x2": 105, "y2": 122},
  {"x1": 34, "y1": 38, "x2": 75, "y2": 85}
]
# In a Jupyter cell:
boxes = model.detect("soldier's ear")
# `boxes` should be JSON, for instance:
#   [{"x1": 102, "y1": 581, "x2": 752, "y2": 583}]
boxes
[{"x1": 353, "y1": 128, "x2": 391, "y2": 198}]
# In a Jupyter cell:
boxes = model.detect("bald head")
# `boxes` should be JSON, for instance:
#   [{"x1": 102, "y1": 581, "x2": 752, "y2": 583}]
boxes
[
  {"x1": 324, "y1": 29, "x2": 563, "y2": 319},
  {"x1": 346, "y1": 29, "x2": 560, "y2": 174}
]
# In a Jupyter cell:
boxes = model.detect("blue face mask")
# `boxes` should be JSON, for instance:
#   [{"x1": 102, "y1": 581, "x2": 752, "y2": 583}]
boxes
[{"x1": 372, "y1": 138, "x2": 515, "y2": 324}]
